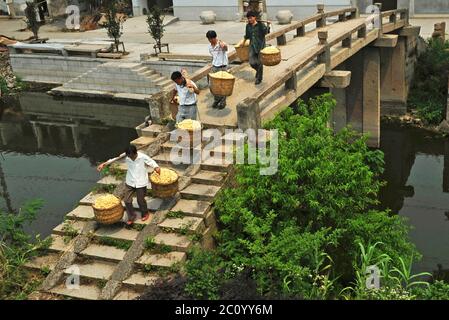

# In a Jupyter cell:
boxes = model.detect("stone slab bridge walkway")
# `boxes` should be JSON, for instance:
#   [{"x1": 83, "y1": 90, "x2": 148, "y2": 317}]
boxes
[
  {"x1": 150, "y1": 4, "x2": 420, "y2": 148},
  {"x1": 25, "y1": 5, "x2": 421, "y2": 300}
]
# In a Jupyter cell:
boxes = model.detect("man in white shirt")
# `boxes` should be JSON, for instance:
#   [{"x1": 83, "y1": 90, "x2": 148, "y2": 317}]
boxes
[
  {"x1": 97, "y1": 144, "x2": 161, "y2": 225},
  {"x1": 170, "y1": 71, "x2": 200, "y2": 123},
  {"x1": 207, "y1": 30, "x2": 228, "y2": 109}
]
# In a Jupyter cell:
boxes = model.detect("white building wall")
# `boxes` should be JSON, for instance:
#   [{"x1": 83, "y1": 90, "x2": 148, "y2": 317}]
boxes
[
  {"x1": 173, "y1": 0, "x2": 239, "y2": 21},
  {"x1": 266, "y1": 0, "x2": 351, "y2": 21}
]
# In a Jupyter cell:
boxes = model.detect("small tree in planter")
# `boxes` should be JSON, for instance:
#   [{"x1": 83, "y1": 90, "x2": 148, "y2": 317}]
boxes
[
  {"x1": 147, "y1": 6, "x2": 165, "y2": 54},
  {"x1": 24, "y1": 1, "x2": 40, "y2": 40},
  {"x1": 100, "y1": 0, "x2": 125, "y2": 53}
]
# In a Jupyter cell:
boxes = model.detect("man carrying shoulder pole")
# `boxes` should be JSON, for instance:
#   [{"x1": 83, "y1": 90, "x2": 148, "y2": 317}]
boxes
[
  {"x1": 206, "y1": 30, "x2": 228, "y2": 109},
  {"x1": 244, "y1": 11, "x2": 269, "y2": 85}
]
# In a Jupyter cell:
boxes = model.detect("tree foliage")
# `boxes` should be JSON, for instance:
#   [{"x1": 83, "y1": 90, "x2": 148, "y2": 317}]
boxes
[
  {"x1": 409, "y1": 38, "x2": 449, "y2": 125},
  {"x1": 147, "y1": 6, "x2": 165, "y2": 54},
  {"x1": 100, "y1": 0, "x2": 124, "y2": 52},
  {"x1": 184, "y1": 94, "x2": 421, "y2": 299},
  {"x1": 0, "y1": 199, "x2": 51, "y2": 299}
]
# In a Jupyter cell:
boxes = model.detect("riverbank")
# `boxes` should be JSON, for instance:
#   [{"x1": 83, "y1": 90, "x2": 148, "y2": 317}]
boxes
[{"x1": 382, "y1": 113, "x2": 449, "y2": 137}]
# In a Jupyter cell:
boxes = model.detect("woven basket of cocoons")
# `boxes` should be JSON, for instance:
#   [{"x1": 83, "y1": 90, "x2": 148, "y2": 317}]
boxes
[
  {"x1": 209, "y1": 71, "x2": 236, "y2": 97},
  {"x1": 92, "y1": 194, "x2": 124, "y2": 224},
  {"x1": 234, "y1": 39, "x2": 250, "y2": 62},
  {"x1": 260, "y1": 46, "x2": 282, "y2": 66},
  {"x1": 176, "y1": 119, "x2": 202, "y2": 147},
  {"x1": 150, "y1": 168, "x2": 179, "y2": 198}
]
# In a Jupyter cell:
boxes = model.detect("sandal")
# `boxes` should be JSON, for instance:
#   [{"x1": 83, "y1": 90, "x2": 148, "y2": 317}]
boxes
[
  {"x1": 126, "y1": 214, "x2": 137, "y2": 226},
  {"x1": 141, "y1": 213, "x2": 153, "y2": 222}
]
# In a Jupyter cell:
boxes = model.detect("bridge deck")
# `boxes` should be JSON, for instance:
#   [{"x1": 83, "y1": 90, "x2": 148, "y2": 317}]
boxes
[{"x1": 197, "y1": 17, "x2": 382, "y2": 128}]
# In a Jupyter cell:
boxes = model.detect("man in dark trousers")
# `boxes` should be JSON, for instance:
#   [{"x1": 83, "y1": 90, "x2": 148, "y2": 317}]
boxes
[{"x1": 244, "y1": 11, "x2": 269, "y2": 85}]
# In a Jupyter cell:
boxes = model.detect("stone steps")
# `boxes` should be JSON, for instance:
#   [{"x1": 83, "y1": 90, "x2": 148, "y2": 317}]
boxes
[
  {"x1": 123, "y1": 272, "x2": 159, "y2": 290},
  {"x1": 52, "y1": 220, "x2": 86, "y2": 237},
  {"x1": 136, "y1": 251, "x2": 187, "y2": 268},
  {"x1": 64, "y1": 261, "x2": 116, "y2": 282},
  {"x1": 140, "y1": 124, "x2": 166, "y2": 137},
  {"x1": 94, "y1": 225, "x2": 139, "y2": 242},
  {"x1": 113, "y1": 288, "x2": 142, "y2": 300},
  {"x1": 80, "y1": 244, "x2": 127, "y2": 263},
  {"x1": 152, "y1": 151, "x2": 191, "y2": 168},
  {"x1": 96, "y1": 175, "x2": 123, "y2": 187},
  {"x1": 66, "y1": 205, "x2": 95, "y2": 221},
  {"x1": 47, "y1": 235, "x2": 72, "y2": 253},
  {"x1": 201, "y1": 157, "x2": 232, "y2": 172},
  {"x1": 131, "y1": 136, "x2": 157, "y2": 148},
  {"x1": 61, "y1": 62, "x2": 171, "y2": 96},
  {"x1": 50, "y1": 283, "x2": 101, "y2": 300},
  {"x1": 169, "y1": 199, "x2": 212, "y2": 219},
  {"x1": 24, "y1": 252, "x2": 60, "y2": 271},
  {"x1": 191, "y1": 170, "x2": 226, "y2": 186},
  {"x1": 153, "y1": 232, "x2": 192, "y2": 252},
  {"x1": 181, "y1": 184, "x2": 221, "y2": 202},
  {"x1": 159, "y1": 216, "x2": 205, "y2": 235}
]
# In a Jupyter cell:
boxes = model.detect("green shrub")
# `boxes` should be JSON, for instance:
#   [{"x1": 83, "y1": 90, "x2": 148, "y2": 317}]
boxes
[
  {"x1": 0, "y1": 76, "x2": 8, "y2": 95},
  {"x1": 409, "y1": 38, "x2": 449, "y2": 125},
  {"x1": 0, "y1": 199, "x2": 51, "y2": 299}
]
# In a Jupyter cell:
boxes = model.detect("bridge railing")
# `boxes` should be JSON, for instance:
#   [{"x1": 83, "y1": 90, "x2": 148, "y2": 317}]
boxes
[
  {"x1": 246, "y1": 7, "x2": 410, "y2": 125},
  {"x1": 380, "y1": 8, "x2": 409, "y2": 33},
  {"x1": 190, "y1": 5, "x2": 358, "y2": 82}
]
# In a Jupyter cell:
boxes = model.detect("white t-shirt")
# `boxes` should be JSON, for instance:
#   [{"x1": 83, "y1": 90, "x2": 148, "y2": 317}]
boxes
[
  {"x1": 209, "y1": 43, "x2": 228, "y2": 67},
  {"x1": 175, "y1": 80, "x2": 198, "y2": 106}
]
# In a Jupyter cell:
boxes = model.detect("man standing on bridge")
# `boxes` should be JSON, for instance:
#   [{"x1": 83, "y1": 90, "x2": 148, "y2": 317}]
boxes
[
  {"x1": 206, "y1": 30, "x2": 228, "y2": 109},
  {"x1": 244, "y1": 11, "x2": 269, "y2": 85}
]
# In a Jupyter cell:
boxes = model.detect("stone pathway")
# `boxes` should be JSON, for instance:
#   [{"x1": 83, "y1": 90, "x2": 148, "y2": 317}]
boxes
[{"x1": 25, "y1": 124, "x2": 241, "y2": 300}]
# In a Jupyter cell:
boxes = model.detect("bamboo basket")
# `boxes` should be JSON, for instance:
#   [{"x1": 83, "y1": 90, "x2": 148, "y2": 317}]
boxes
[
  {"x1": 209, "y1": 73, "x2": 236, "y2": 97},
  {"x1": 235, "y1": 45, "x2": 249, "y2": 62},
  {"x1": 150, "y1": 170, "x2": 179, "y2": 198},
  {"x1": 261, "y1": 47, "x2": 282, "y2": 66},
  {"x1": 93, "y1": 203, "x2": 124, "y2": 225},
  {"x1": 176, "y1": 120, "x2": 202, "y2": 147}
]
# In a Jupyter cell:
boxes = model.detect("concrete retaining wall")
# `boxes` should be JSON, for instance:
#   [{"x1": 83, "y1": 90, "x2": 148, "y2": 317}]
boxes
[
  {"x1": 9, "y1": 54, "x2": 105, "y2": 84},
  {"x1": 141, "y1": 60, "x2": 207, "y2": 79}
]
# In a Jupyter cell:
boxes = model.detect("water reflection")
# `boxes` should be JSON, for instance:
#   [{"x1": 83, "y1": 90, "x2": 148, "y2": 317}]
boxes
[
  {"x1": 380, "y1": 124, "x2": 449, "y2": 280},
  {"x1": 0, "y1": 92, "x2": 149, "y2": 237}
]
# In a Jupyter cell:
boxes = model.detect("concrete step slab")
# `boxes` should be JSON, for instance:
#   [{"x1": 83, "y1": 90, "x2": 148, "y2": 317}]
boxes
[
  {"x1": 131, "y1": 136, "x2": 157, "y2": 148},
  {"x1": 64, "y1": 261, "x2": 116, "y2": 281},
  {"x1": 97, "y1": 175, "x2": 123, "y2": 187},
  {"x1": 113, "y1": 288, "x2": 142, "y2": 300},
  {"x1": 123, "y1": 272, "x2": 159, "y2": 289},
  {"x1": 181, "y1": 184, "x2": 221, "y2": 202},
  {"x1": 80, "y1": 244, "x2": 126, "y2": 263},
  {"x1": 136, "y1": 251, "x2": 186, "y2": 268},
  {"x1": 66, "y1": 205, "x2": 94, "y2": 221},
  {"x1": 24, "y1": 253, "x2": 60, "y2": 271},
  {"x1": 201, "y1": 157, "x2": 231, "y2": 172},
  {"x1": 94, "y1": 225, "x2": 139, "y2": 242},
  {"x1": 159, "y1": 216, "x2": 205, "y2": 235},
  {"x1": 50, "y1": 284, "x2": 101, "y2": 300},
  {"x1": 53, "y1": 220, "x2": 86, "y2": 237},
  {"x1": 48, "y1": 235, "x2": 72, "y2": 253},
  {"x1": 141, "y1": 124, "x2": 165, "y2": 137},
  {"x1": 170, "y1": 199, "x2": 212, "y2": 218},
  {"x1": 191, "y1": 170, "x2": 226, "y2": 186},
  {"x1": 154, "y1": 232, "x2": 192, "y2": 252}
]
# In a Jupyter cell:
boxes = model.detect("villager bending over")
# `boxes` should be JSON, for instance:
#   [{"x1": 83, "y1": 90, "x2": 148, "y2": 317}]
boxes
[{"x1": 170, "y1": 71, "x2": 200, "y2": 123}]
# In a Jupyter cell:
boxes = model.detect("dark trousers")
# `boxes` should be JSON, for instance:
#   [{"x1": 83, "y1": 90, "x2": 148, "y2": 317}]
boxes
[
  {"x1": 123, "y1": 184, "x2": 148, "y2": 218},
  {"x1": 249, "y1": 47, "x2": 263, "y2": 81}
]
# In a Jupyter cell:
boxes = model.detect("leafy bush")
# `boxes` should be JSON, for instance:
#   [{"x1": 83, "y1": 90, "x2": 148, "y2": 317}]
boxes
[
  {"x1": 0, "y1": 199, "x2": 51, "y2": 299},
  {"x1": 0, "y1": 76, "x2": 8, "y2": 96},
  {"x1": 409, "y1": 38, "x2": 449, "y2": 125},
  {"x1": 413, "y1": 281, "x2": 449, "y2": 300},
  {"x1": 183, "y1": 94, "x2": 419, "y2": 300}
]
